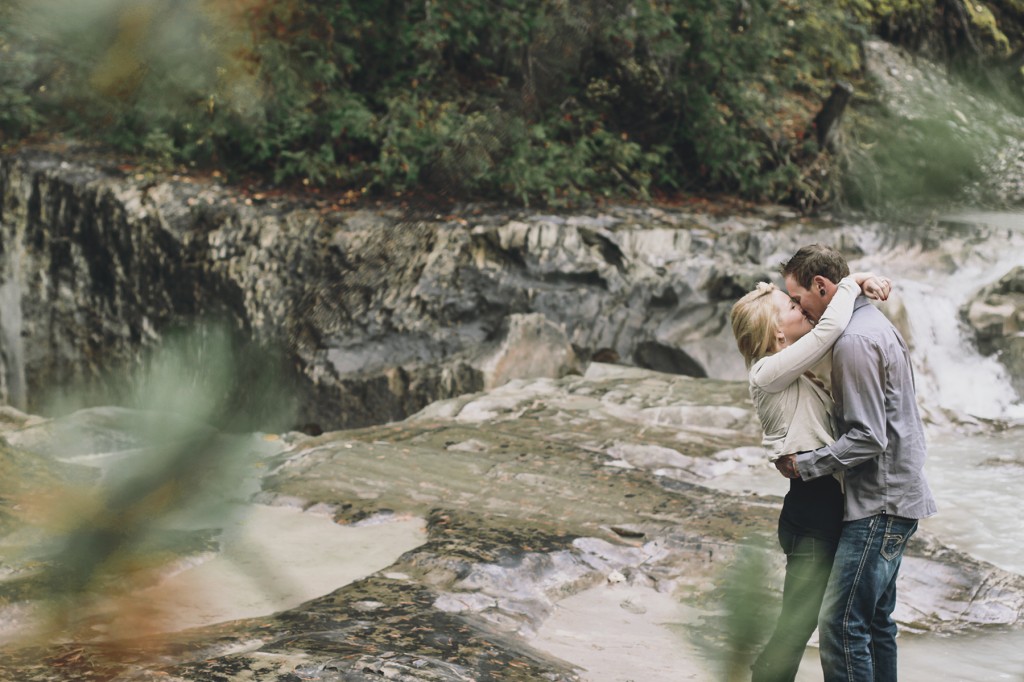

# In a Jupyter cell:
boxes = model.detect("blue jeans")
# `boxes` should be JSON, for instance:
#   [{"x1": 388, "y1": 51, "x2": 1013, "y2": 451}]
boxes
[
  {"x1": 751, "y1": 530, "x2": 838, "y2": 682},
  {"x1": 817, "y1": 514, "x2": 918, "y2": 682}
]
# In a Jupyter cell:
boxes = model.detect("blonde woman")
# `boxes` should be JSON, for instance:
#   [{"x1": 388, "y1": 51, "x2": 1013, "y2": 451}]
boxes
[{"x1": 731, "y1": 271, "x2": 890, "y2": 682}]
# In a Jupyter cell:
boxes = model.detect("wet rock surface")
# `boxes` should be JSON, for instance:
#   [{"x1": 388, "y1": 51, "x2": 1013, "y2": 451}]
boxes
[
  {"x1": 963, "y1": 265, "x2": 1024, "y2": 394},
  {"x1": 0, "y1": 40, "x2": 1023, "y2": 680},
  {"x1": 0, "y1": 366, "x2": 1021, "y2": 681}
]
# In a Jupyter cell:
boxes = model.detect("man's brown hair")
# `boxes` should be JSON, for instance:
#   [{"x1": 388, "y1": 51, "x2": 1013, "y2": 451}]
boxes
[{"x1": 779, "y1": 243, "x2": 850, "y2": 289}]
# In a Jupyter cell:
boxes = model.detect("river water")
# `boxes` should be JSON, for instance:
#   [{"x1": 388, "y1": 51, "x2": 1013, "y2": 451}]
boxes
[
  {"x1": 868, "y1": 211, "x2": 1024, "y2": 681},
  {"x1": 532, "y1": 212, "x2": 1024, "y2": 682},
  {"x1": 698, "y1": 432, "x2": 1024, "y2": 681}
]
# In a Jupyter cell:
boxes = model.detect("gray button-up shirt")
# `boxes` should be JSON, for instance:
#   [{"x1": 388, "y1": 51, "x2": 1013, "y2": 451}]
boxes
[{"x1": 795, "y1": 297, "x2": 938, "y2": 521}]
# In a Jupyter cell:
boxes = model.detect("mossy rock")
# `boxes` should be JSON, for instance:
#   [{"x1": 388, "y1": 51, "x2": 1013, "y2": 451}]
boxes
[{"x1": 964, "y1": 0, "x2": 1013, "y2": 54}]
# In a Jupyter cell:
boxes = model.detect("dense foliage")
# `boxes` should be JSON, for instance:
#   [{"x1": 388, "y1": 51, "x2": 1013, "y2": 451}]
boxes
[{"x1": 1, "y1": 0, "x2": 1021, "y2": 209}]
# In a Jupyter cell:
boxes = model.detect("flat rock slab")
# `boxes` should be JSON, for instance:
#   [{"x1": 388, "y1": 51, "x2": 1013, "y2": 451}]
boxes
[{"x1": 0, "y1": 366, "x2": 1021, "y2": 680}]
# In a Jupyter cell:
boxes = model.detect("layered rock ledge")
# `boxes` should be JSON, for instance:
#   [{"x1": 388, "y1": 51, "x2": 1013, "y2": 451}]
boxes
[{"x1": 5, "y1": 148, "x2": 1024, "y2": 437}]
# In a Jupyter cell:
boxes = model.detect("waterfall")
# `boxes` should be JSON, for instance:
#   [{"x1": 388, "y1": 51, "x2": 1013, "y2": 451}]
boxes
[
  {"x1": 898, "y1": 278, "x2": 1024, "y2": 424},
  {"x1": 897, "y1": 216, "x2": 1024, "y2": 576},
  {"x1": 848, "y1": 211, "x2": 1024, "y2": 426},
  {"x1": 0, "y1": 246, "x2": 26, "y2": 411}
]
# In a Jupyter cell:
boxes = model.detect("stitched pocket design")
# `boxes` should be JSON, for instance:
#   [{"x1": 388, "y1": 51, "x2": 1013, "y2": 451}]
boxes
[{"x1": 880, "y1": 532, "x2": 908, "y2": 561}]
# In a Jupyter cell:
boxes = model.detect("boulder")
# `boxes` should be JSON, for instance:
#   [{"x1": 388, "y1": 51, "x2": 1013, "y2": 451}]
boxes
[
  {"x1": 963, "y1": 266, "x2": 1024, "y2": 394},
  {"x1": 472, "y1": 313, "x2": 580, "y2": 390}
]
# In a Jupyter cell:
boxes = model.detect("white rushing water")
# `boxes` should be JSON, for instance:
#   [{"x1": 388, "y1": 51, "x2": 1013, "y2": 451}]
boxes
[
  {"x1": 847, "y1": 211, "x2": 1024, "y2": 422},
  {"x1": 898, "y1": 277, "x2": 1024, "y2": 424}
]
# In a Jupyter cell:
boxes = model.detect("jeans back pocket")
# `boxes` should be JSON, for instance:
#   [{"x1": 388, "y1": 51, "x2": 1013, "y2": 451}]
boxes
[{"x1": 879, "y1": 517, "x2": 918, "y2": 561}]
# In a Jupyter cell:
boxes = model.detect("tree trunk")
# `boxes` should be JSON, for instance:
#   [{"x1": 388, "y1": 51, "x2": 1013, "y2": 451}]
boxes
[{"x1": 811, "y1": 81, "x2": 854, "y2": 151}]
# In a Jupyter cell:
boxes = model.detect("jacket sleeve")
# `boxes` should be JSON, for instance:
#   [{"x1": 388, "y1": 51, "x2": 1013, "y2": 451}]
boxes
[{"x1": 750, "y1": 276, "x2": 860, "y2": 394}]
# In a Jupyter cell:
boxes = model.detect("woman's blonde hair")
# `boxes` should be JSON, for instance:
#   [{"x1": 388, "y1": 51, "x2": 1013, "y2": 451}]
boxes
[{"x1": 730, "y1": 282, "x2": 780, "y2": 366}]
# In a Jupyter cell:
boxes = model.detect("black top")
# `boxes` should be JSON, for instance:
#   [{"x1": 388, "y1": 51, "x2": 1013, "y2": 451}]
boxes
[{"x1": 778, "y1": 474, "x2": 844, "y2": 542}]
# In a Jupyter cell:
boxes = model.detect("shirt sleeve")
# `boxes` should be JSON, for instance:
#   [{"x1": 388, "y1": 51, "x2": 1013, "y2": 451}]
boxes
[
  {"x1": 795, "y1": 332, "x2": 888, "y2": 480},
  {"x1": 749, "y1": 276, "x2": 860, "y2": 394}
]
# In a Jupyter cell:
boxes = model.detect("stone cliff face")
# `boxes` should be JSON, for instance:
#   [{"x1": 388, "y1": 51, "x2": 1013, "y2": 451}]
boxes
[
  {"x1": 0, "y1": 151, "x2": 488, "y2": 429},
  {"x1": 1, "y1": 30, "x2": 1023, "y2": 681},
  {"x1": 2, "y1": 148, "x2": 1023, "y2": 435},
  {"x1": 0, "y1": 148, "x2": 810, "y2": 431}
]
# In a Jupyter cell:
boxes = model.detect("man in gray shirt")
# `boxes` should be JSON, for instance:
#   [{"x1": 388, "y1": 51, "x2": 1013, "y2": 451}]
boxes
[{"x1": 774, "y1": 244, "x2": 937, "y2": 682}]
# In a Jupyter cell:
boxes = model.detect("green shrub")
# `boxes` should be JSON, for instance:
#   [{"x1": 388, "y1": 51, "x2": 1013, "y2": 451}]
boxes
[
  {"x1": 0, "y1": 8, "x2": 44, "y2": 142},
  {"x1": 2, "y1": 0, "x2": 876, "y2": 206}
]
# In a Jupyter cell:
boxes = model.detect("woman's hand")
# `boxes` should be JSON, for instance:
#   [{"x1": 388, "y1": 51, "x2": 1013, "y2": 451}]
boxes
[{"x1": 851, "y1": 272, "x2": 893, "y2": 301}]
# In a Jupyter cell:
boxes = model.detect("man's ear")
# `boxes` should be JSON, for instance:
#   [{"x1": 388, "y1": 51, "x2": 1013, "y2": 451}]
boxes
[{"x1": 811, "y1": 275, "x2": 834, "y2": 297}]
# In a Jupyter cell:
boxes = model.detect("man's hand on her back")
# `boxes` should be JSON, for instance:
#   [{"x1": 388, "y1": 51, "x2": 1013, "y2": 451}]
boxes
[{"x1": 775, "y1": 454, "x2": 800, "y2": 479}]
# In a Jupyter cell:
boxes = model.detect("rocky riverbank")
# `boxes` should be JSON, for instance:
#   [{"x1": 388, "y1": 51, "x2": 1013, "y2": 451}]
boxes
[
  {"x1": 0, "y1": 364, "x2": 1021, "y2": 681},
  {"x1": 2, "y1": 38, "x2": 1023, "y2": 436}
]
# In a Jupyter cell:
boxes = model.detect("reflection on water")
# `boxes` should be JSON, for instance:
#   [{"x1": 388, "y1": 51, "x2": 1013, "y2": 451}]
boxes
[
  {"x1": 132, "y1": 505, "x2": 426, "y2": 633},
  {"x1": 926, "y1": 428, "x2": 1024, "y2": 575}
]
